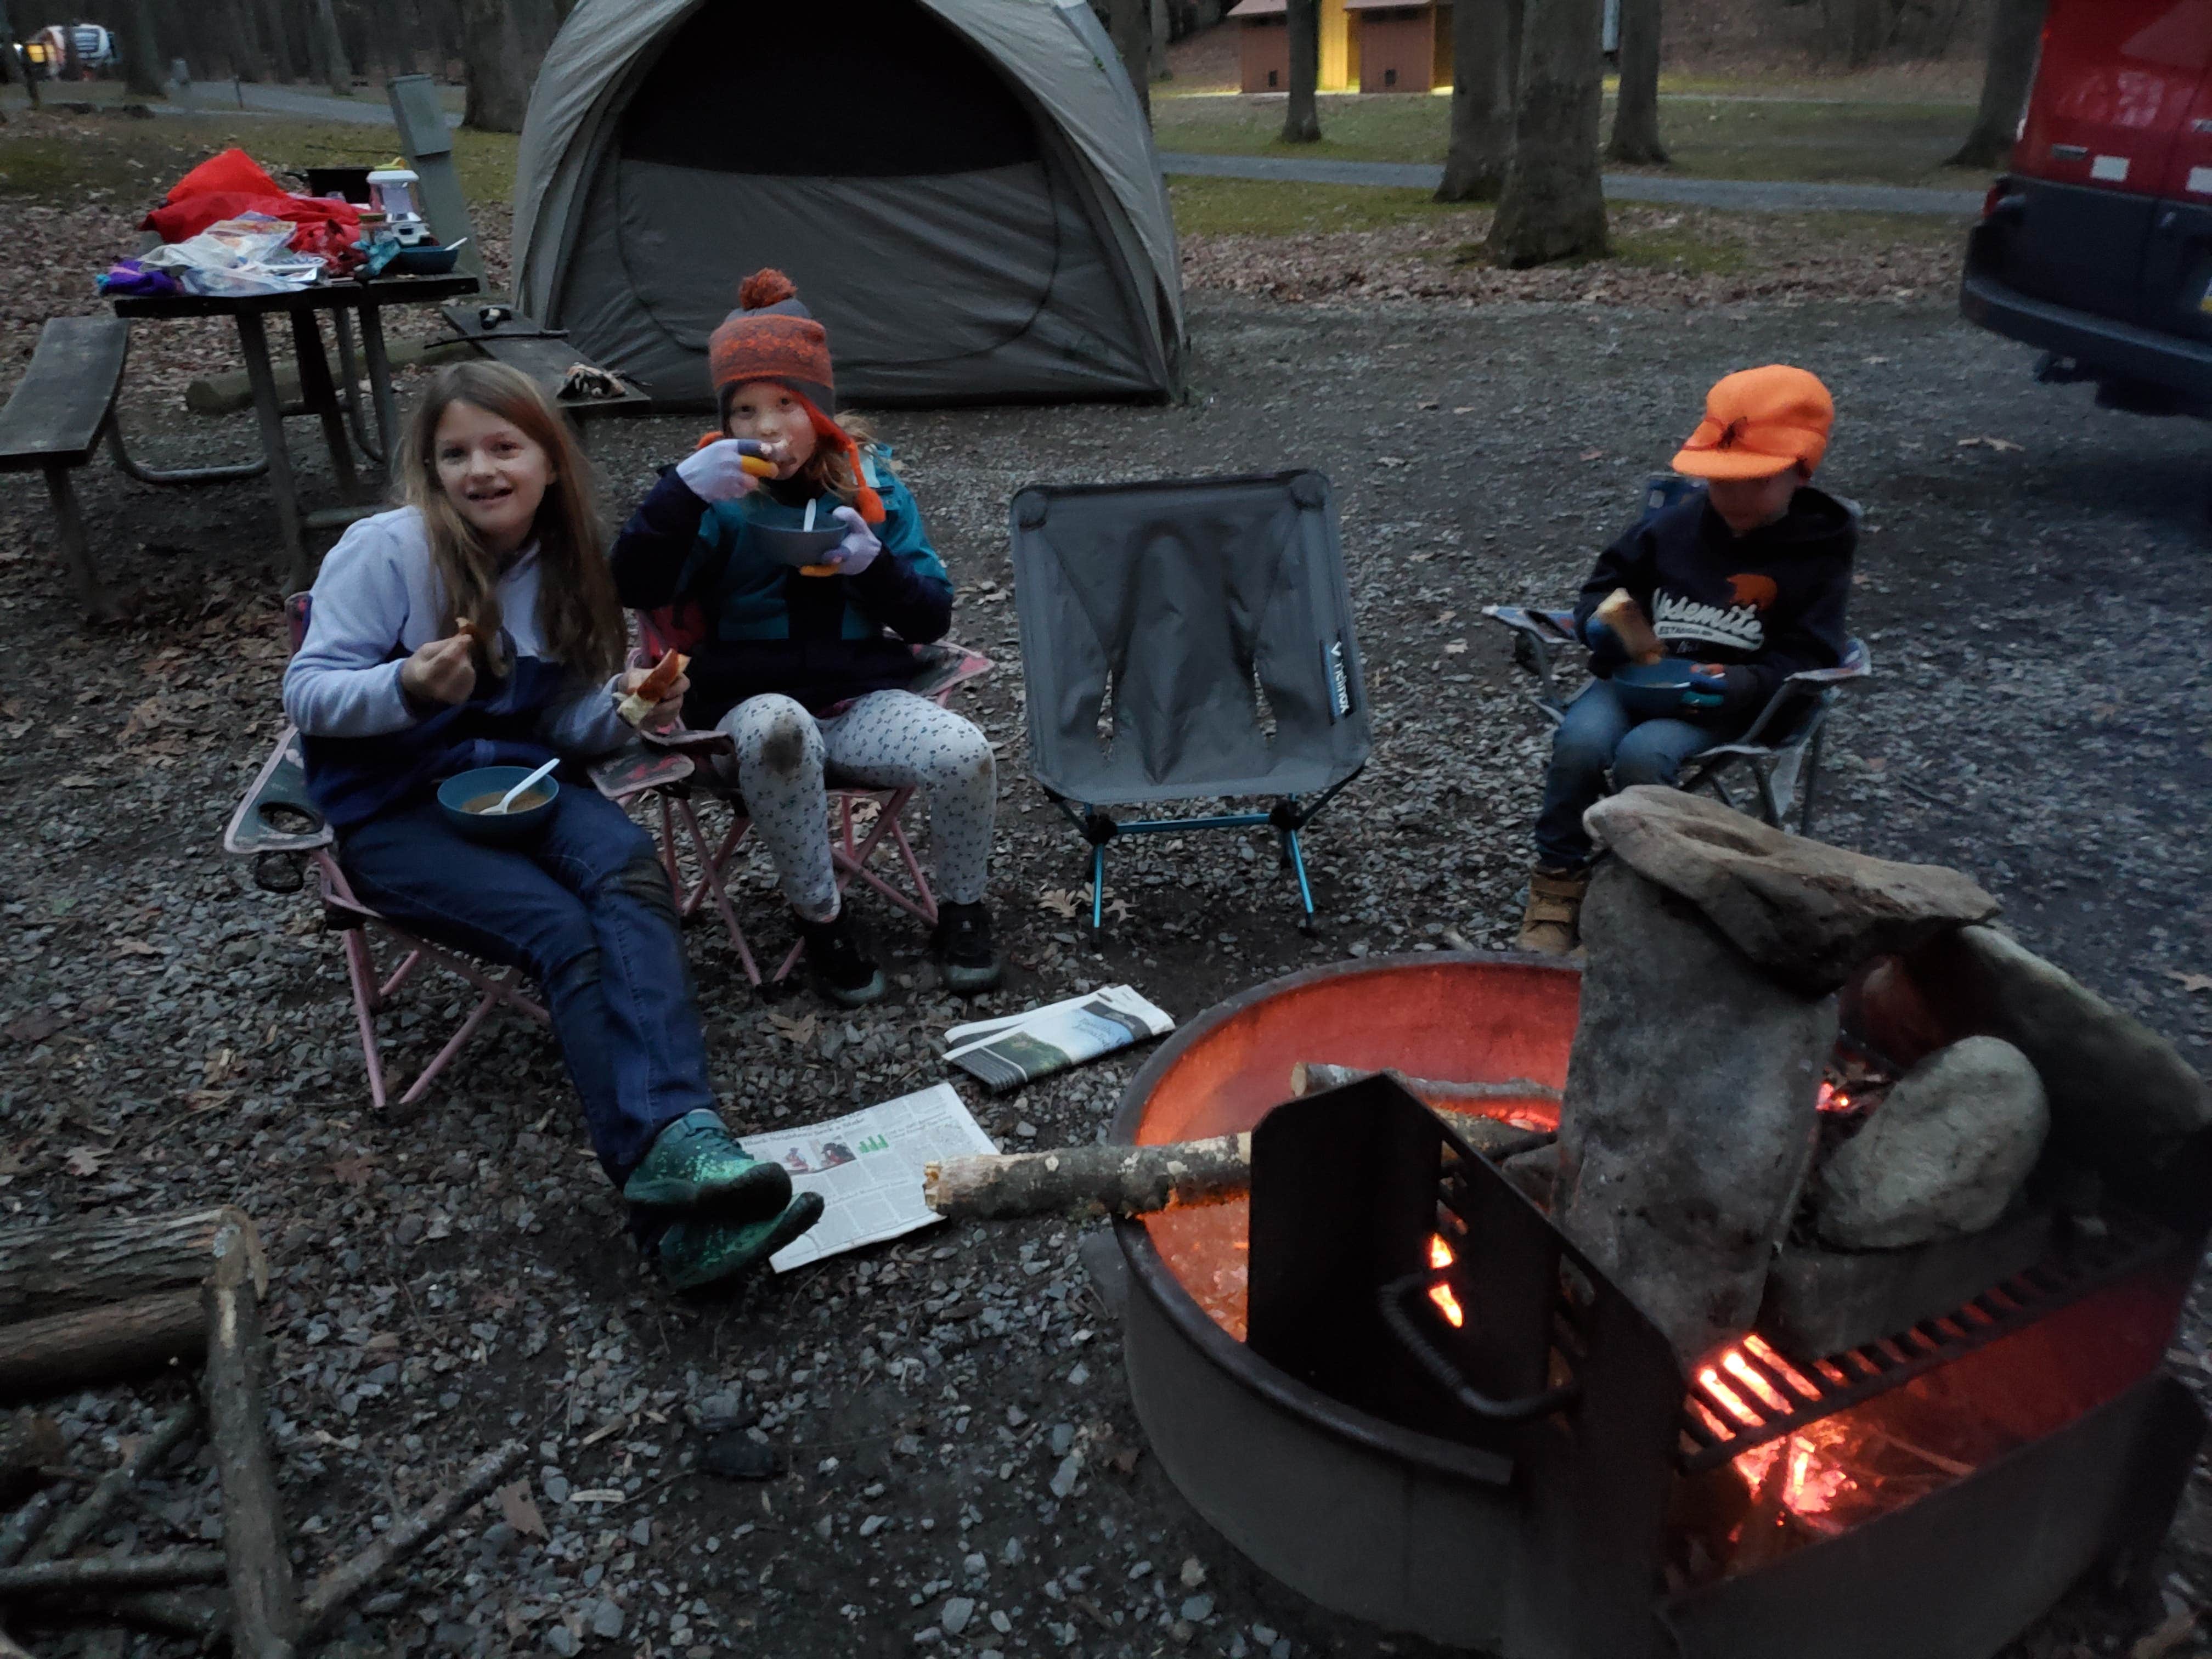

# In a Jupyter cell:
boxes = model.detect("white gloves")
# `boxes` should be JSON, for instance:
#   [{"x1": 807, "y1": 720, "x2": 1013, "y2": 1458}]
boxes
[
  {"x1": 821, "y1": 505, "x2": 882, "y2": 577},
  {"x1": 675, "y1": 439, "x2": 773, "y2": 503}
]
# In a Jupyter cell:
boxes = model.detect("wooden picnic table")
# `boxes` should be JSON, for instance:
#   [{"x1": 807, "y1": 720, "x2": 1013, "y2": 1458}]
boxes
[{"x1": 109, "y1": 273, "x2": 479, "y2": 590}]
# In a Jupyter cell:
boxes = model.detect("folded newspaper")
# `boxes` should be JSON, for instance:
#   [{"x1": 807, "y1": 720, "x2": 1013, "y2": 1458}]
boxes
[
  {"x1": 737, "y1": 1082, "x2": 996, "y2": 1272},
  {"x1": 944, "y1": 985, "x2": 1175, "y2": 1092}
]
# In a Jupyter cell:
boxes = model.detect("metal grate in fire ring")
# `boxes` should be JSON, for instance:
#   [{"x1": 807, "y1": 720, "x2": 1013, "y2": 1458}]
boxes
[{"x1": 1674, "y1": 1209, "x2": 2181, "y2": 1475}]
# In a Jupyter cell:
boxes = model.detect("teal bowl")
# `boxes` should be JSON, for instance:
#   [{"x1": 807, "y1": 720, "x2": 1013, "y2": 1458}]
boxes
[
  {"x1": 751, "y1": 523, "x2": 849, "y2": 571},
  {"x1": 1611, "y1": 659, "x2": 1696, "y2": 718},
  {"x1": 437, "y1": 766, "x2": 560, "y2": 844},
  {"x1": 390, "y1": 243, "x2": 461, "y2": 275}
]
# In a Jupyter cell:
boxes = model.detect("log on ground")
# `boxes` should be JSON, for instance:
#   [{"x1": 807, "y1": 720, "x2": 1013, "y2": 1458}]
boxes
[
  {"x1": 0, "y1": 1551, "x2": 227, "y2": 1597},
  {"x1": 0, "y1": 1294, "x2": 204, "y2": 1404},
  {"x1": 0, "y1": 1209, "x2": 264, "y2": 1323},
  {"x1": 201, "y1": 1220, "x2": 297, "y2": 1659},
  {"x1": 924, "y1": 1135, "x2": 1253, "y2": 1221}
]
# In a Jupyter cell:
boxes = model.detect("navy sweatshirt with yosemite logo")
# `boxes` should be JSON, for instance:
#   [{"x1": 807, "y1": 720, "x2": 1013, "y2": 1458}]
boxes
[{"x1": 1570, "y1": 484, "x2": 1855, "y2": 713}]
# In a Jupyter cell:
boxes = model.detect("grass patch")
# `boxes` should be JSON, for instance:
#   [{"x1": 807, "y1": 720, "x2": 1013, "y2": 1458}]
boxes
[
  {"x1": 1151, "y1": 89, "x2": 1992, "y2": 188},
  {"x1": 0, "y1": 108, "x2": 518, "y2": 210},
  {"x1": 1168, "y1": 175, "x2": 1477, "y2": 238}
]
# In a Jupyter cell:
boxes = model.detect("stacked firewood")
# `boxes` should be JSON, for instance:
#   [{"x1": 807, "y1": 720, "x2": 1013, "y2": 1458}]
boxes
[{"x1": 0, "y1": 1209, "x2": 523, "y2": 1655}]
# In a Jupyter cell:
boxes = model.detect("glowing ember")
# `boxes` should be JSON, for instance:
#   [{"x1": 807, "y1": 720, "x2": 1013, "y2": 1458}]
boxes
[
  {"x1": 1742, "y1": 1334, "x2": 1822, "y2": 1401},
  {"x1": 1697, "y1": 1367, "x2": 1760, "y2": 1427},
  {"x1": 1815, "y1": 1081, "x2": 1853, "y2": 1114},
  {"x1": 1429, "y1": 1234, "x2": 1455, "y2": 1269},
  {"x1": 1429, "y1": 1282, "x2": 1466, "y2": 1327},
  {"x1": 1722, "y1": 1351, "x2": 1793, "y2": 1415}
]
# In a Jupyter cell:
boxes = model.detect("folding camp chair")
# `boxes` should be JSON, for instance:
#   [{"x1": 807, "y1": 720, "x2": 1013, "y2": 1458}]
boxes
[
  {"x1": 1480, "y1": 477, "x2": 1873, "y2": 836},
  {"x1": 224, "y1": 594, "x2": 552, "y2": 1109},
  {"x1": 612, "y1": 604, "x2": 994, "y2": 986},
  {"x1": 1008, "y1": 470, "x2": 1370, "y2": 928}
]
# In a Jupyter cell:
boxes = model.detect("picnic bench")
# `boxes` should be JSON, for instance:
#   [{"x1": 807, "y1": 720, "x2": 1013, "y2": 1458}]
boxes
[{"x1": 0, "y1": 316, "x2": 264, "y2": 616}]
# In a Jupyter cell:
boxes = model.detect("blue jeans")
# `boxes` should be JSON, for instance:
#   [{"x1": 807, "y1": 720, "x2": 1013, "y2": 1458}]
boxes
[
  {"x1": 339, "y1": 788, "x2": 717, "y2": 1186},
  {"x1": 1533, "y1": 680, "x2": 1741, "y2": 868}
]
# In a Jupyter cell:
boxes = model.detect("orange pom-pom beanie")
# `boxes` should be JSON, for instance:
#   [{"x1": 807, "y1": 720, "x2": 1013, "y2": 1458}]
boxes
[{"x1": 706, "y1": 269, "x2": 883, "y2": 524}]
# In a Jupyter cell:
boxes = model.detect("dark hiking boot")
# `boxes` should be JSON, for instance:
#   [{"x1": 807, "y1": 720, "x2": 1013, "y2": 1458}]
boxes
[
  {"x1": 656, "y1": 1192, "x2": 827, "y2": 1295},
  {"x1": 929, "y1": 900, "x2": 1002, "y2": 994},
  {"x1": 1516, "y1": 865, "x2": 1591, "y2": 957},
  {"x1": 622, "y1": 1109, "x2": 792, "y2": 1218},
  {"x1": 799, "y1": 908, "x2": 885, "y2": 1007}
]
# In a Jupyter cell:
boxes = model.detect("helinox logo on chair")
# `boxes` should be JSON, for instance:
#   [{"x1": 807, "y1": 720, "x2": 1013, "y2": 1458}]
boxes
[{"x1": 1324, "y1": 635, "x2": 1354, "y2": 721}]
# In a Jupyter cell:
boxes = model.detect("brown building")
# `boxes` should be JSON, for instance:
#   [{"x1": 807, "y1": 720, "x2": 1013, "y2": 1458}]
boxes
[{"x1": 1228, "y1": 0, "x2": 1451, "y2": 95}]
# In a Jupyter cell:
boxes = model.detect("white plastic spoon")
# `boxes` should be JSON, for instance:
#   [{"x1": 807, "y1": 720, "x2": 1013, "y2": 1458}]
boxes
[{"x1": 487, "y1": 757, "x2": 560, "y2": 815}]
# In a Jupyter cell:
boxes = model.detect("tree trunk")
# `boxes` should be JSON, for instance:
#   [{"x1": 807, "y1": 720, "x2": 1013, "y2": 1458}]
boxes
[
  {"x1": 1843, "y1": 0, "x2": 1887, "y2": 67},
  {"x1": 1282, "y1": 0, "x2": 1321, "y2": 141},
  {"x1": 313, "y1": 0, "x2": 349, "y2": 94},
  {"x1": 121, "y1": 0, "x2": 163, "y2": 94},
  {"x1": 460, "y1": 0, "x2": 531, "y2": 132},
  {"x1": 226, "y1": 0, "x2": 267, "y2": 80},
  {"x1": 1605, "y1": 0, "x2": 1667, "y2": 165},
  {"x1": 261, "y1": 0, "x2": 303, "y2": 80},
  {"x1": 1437, "y1": 0, "x2": 1520, "y2": 200},
  {"x1": 1105, "y1": 0, "x2": 1150, "y2": 120},
  {"x1": 1488, "y1": 0, "x2": 1608, "y2": 267},
  {"x1": 1947, "y1": 0, "x2": 2044, "y2": 168}
]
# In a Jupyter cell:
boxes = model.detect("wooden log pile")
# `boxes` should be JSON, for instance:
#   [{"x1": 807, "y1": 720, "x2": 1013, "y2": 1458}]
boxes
[{"x1": 0, "y1": 1207, "x2": 527, "y2": 1653}]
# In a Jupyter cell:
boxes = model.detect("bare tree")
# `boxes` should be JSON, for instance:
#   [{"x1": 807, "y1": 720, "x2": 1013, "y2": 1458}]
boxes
[
  {"x1": 225, "y1": 0, "x2": 266, "y2": 78},
  {"x1": 1487, "y1": 0, "x2": 1606, "y2": 268},
  {"x1": 1282, "y1": 0, "x2": 1319, "y2": 142},
  {"x1": 0, "y1": 0, "x2": 38, "y2": 108},
  {"x1": 1606, "y1": 0, "x2": 1666, "y2": 164},
  {"x1": 1105, "y1": 0, "x2": 1150, "y2": 120},
  {"x1": 312, "y1": 0, "x2": 349, "y2": 94},
  {"x1": 1843, "y1": 0, "x2": 1887, "y2": 67},
  {"x1": 121, "y1": 0, "x2": 163, "y2": 93},
  {"x1": 460, "y1": 0, "x2": 530, "y2": 131},
  {"x1": 1948, "y1": 0, "x2": 2044, "y2": 168},
  {"x1": 1437, "y1": 0, "x2": 1521, "y2": 200}
]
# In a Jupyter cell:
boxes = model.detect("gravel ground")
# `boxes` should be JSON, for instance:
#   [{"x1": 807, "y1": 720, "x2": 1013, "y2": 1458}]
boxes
[{"x1": 1, "y1": 289, "x2": 2208, "y2": 1659}]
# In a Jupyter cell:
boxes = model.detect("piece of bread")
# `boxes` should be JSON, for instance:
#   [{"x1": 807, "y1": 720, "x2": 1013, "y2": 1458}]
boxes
[
  {"x1": 1595, "y1": 589, "x2": 1666, "y2": 665},
  {"x1": 616, "y1": 648, "x2": 689, "y2": 726}
]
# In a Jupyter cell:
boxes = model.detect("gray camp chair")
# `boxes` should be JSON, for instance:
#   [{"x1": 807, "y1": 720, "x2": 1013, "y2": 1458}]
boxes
[{"x1": 1009, "y1": 471, "x2": 1370, "y2": 927}]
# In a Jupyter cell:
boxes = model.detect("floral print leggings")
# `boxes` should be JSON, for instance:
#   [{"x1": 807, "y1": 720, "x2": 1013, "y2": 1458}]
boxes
[{"x1": 713, "y1": 690, "x2": 996, "y2": 922}]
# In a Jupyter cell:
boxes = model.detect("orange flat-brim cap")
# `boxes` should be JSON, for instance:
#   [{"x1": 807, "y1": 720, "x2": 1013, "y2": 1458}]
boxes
[
  {"x1": 1669, "y1": 441, "x2": 1801, "y2": 481},
  {"x1": 1670, "y1": 364, "x2": 1835, "y2": 481}
]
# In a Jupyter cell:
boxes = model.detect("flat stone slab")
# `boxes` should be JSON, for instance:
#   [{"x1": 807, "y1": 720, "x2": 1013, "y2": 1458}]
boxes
[{"x1": 1585, "y1": 787, "x2": 2000, "y2": 995}]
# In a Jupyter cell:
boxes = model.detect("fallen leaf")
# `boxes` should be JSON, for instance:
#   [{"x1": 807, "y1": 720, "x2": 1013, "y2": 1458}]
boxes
[
  {"x1": 1452, "y1": 405, "x2": 1475, "y2": 414},
  {"x1": 2164, "y1": 970, "x2": 2212, "y2": 994},
  {"x1": 1955, "y1": 435, "x2": 2024, "y2": 453},
  {"x1": 114, "y1": 939, "x2": 161, "y2": 957},
  {"x1": 1037, "y1": 889, "x2": 1081, "y2": 919},
  {"x1": 330, "y1": 1155, "x2": 379, "y2": 1187},
  {"x1": 497, "y1": 1479, "x2": 548, "y2": 1539},
  {"x1": 1443, "y1": 640, "x2": 1468, "y2": 656},
  {"x1": 1374, "y1": 455, "x2": 1407, "y2": 467},
  {"x1": 766, "y1": 1011, "x2": 818, "y2": 1047},
  {"x1": 1415, "y1": 398, "x2": 1438, "y2": 409},
  {"x1": 64, "y1": 1147, "x2": 104, "y2": 1178},
  {"x1": 3, "y1": 1011, "x2": 66, "y2": 1045},
  {"x1": 59, "y1": 774, "x2": 100, "y2": 788},
  {"x1": 1579, "y1": 448, "x2": 1605, "y2": 461}
]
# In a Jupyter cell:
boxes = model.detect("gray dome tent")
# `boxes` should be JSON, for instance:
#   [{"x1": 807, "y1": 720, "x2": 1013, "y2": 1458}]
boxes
[{"x1": 510, "y1": 0, "x2": 1187, "y2": 409}]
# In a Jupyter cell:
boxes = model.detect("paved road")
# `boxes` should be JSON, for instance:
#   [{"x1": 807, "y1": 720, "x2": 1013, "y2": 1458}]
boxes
[
  {"x1": 1157, "y1": 150, "x2": 1987, "y2": 216},
  {"x1": 159, "y1": 79, "x2": 461, "y2": 126}
]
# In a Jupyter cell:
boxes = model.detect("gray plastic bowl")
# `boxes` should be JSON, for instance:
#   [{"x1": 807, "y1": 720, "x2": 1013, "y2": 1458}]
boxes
[
  {"x1": 1611, "y1": 658, "x2": 1696, "y2": 718},
  {"x1": 437, "y1": 766, "x2": 560, "y2": 844},
  {"x1": 751, "y1": 523, "x2": 848, "y2": 571}
]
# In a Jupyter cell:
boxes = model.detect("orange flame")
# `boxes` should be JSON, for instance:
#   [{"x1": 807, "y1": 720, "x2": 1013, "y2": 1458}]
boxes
[
  {"x1": 1815, "y1": 1081, "x2": 1852, "y2": 1114},
  {"x1": 1742, "y1": 1334, "x2": 1822, "y2": 1401},
  {"x1": 1722, "y1": 1351, "x2": 1792, "y2": 1415},
  {"x1": 1429, "y1": 1282, "x2": 1465, "y2": 1327},
  {"x1": 1697, "y1": 1366, "x2": 1761, "y2": 1427},
  {"x1": 1429, "y1": 1234, "x2": 1455, "y2": 1269}
]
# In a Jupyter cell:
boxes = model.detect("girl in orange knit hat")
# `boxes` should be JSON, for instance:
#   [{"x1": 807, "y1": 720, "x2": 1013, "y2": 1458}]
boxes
[{"x1": 610, "y1": 270, "x2": 999, "y2": 1006}]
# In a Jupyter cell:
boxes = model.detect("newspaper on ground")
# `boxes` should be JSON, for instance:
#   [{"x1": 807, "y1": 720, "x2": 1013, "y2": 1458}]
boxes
[
  {"x1": 737, "y1": 1081, "x2": 996, "y2": 1272},
  {"x1": 944, "y1": 985, "x2": 1175, "y2": 1093}
]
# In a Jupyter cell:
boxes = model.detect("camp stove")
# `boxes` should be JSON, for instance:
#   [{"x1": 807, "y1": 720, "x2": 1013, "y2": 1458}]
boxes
[{"x1": 1110, "y1": 955, "x2": 2211, "y2": 1659}]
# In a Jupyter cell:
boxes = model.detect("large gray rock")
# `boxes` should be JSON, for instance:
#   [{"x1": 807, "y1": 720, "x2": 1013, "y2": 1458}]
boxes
[
  {"x1": 1584, "y1": 787, "x2": 2000, "y2": 996},
  {"x1": 1555, "y1": 860, "x2": 1838, "y2": 1361},
  {"x1": 1815, "y1": 1036, "x2": 2049, "y2": 1249},
  {"x1": 1900, "y1": 926, "x2": 2211, "y2": 1170}
]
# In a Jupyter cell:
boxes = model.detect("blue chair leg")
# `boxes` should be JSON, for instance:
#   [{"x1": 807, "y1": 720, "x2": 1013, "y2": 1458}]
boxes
[
  {"x1": 1283, "y1": 827, "x2": 1316, "y2": 917},
  {"x1": 1091, "y1": 843, "x2": 1107, "y2": 930}
]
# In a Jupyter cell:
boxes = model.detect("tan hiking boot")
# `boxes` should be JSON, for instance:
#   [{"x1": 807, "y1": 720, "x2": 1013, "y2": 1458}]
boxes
[{"x1": 1516, "y1": 866, "x2": 1590, "y2": 956}]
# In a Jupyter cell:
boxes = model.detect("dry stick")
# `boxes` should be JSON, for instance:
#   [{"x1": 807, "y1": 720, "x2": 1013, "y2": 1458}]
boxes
[
  {"x1": 27, "y1": 1399, "x2": 200, "y2": 1565},
  {"x1": 924, "y1": 1135, "x2": 1254, "y2": 1222},
  {"x1": 201, "y1": 1221, "x2": 297, "y2": 1659},
  {"x1": 1287, "y1": 1063, "x2": 1564, "y2": 1109},
  {"x1": 0, "y1": 1420, "x2": 61, "y2": 1509},
  {"x1": 297, "y1": 1439, "x2": 528, "y2": 1641},
  {"x1": 0, "y1": 1208, "x2": 263, "y2": 1325},
  {"x1": 0, "y1": 1551, "x2": 228, "y2": 1596},
  {"x1": 0, "y1": 1292, "x2": 206, "y2": 1404},
  {"x1": 0, "y1": 1487, "x2": 67, "y2": 1570}
]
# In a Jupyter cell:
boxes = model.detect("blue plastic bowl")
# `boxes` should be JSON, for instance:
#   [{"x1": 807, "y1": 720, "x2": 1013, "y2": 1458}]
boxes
[
  {"x1": 1611, "y1": 658, "x2": 1696, "y2": 718},
  {"x1": 389, "y1": 243, "x2": 461, "y2": 275},
  {"x1": 750, "y1": 523, "x2": 849, "y2": 571},
  {"x1": 437, "y1": 766, "x2": 560, "y2": 844}
]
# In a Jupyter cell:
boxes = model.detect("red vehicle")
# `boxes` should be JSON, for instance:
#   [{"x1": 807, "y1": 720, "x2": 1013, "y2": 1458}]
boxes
[{"x1": 1961, "y1": 0, "x2": 2212, "y2": 415}]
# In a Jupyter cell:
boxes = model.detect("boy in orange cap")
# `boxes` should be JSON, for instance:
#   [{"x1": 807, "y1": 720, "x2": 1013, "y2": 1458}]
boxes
[{"x1": 1517, "y1": 364, "x2": 1854, "y2": 955}]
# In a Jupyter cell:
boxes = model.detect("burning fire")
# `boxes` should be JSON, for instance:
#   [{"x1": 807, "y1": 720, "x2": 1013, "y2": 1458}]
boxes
[
  {"x1": 1696, "y1": 1336, "x2": 1857, "y2": 1524},
  {"x1": 1427, "y1": 1234, "x2": 1465, "y2": 1328},
  {"x1": 1815, "y1": 1081, "x2": 1852, "y2": 1114}
]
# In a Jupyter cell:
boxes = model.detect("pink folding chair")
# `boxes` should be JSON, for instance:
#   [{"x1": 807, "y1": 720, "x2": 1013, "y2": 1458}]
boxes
[
  {"x1": 224, "y1": 594, "x2": 551, "y2": 1110},
  {"x1": 615, "y1": 605, "x2": 992, "y2": 986}
]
